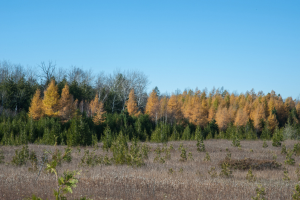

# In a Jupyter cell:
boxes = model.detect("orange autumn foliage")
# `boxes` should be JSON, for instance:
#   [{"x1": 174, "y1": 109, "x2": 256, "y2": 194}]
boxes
[
  {"x1": 28, "y1": 89, "x2": 44, "y2": 120},
  {"x1": 90, "y1": 94, "x2": 106, "y2": 125},
  {"x1": 126, "y1": 89, "x2": 140, "y2": 117},
  {"x1": 43, "y1": 80, "x2": 60, "y2": 117}
]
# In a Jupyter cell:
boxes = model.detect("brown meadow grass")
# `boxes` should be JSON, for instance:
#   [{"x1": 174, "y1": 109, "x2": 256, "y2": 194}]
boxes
[{"x1": 0, "y1": 140, "x2": 299, "y2": 200}]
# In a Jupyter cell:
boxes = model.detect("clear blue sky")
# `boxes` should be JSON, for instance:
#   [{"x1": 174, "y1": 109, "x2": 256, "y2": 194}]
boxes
[{"x1": 0, "y1": 1, "x2": 299, "y2": 99}]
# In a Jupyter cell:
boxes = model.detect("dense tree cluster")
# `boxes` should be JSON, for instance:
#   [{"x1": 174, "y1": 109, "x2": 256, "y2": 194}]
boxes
[{"x1": 0, "y1": 60, "x2": 299, "y2": 146}]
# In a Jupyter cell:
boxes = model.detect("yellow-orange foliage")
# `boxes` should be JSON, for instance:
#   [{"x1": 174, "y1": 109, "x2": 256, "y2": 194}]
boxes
[
  {"x1": 90, "y1": 94, "x2": 106, "y2": 125},
  {"x1": 167, "y1": 94, "x2": 182, "y2": 122},
  {"x1": 43, "y1": 80, "x2": 60, "y2": 117},
  {"x1": 192, "y1": 98, "x2": 208, "y2": 127},
  {"x1": 58, "y1": 84, "x2": 77, "y2": 122},
  {"x1": 268, "y1": 113, "x2": 278, "y2": 132},
  {"x1": 215, "y1": 106, "x2": 230, "y2": 131},
  {"x1": 126, "y1": 89, "x2": 140, "y2": 117},
  {"x1": 160, "y1": 96, "x2": 168, "y2": 118},
  {"x1": 145, "y1": 90, "x2": 159, "y2": 119},
  {"x1": 296, "y1": 103, "x2": 300, "y2": 118},
  {"x1": 234, "y1": 108, "x2": 248, "y2": 127},
  {"x1": 208, "y1": 106, "x2": 216, "y2": 122},
  {"x1": 28, "y1": 89, "x2": 44, "y2": 120},
  {"x1": 252, "y1": 104, "x2": 266, "y2": 131}
]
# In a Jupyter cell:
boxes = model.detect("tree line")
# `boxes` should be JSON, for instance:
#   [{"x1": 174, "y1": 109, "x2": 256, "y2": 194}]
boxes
[{"x1": 0, "y1": 60, "x2": 300, "y2": 146}]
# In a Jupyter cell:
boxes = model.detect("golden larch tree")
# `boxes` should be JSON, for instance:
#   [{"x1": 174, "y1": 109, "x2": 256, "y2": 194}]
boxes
[
  {"x1": 252, "y1": 104, "x2": 266, "y2": 131},
  {"x1": 215, "y1": 106, "x2": 230, "y2": 131},
  {"x1": 126, "y1": 89, "x2": 140, "y2": 117},
  {"x1": 268, "y1": 113, "x2": 278, "y2": 132},
  {"x1": 28, "y1": 89, "x2": 44, "y2": 120},
  {"x1": 192, "y1": 98, "x2": 208, "y2": 127},
  {"x1": 145, "y1": 90, "x2": 160, "y2": 120},
  {"x1": 43, "y1": 80, "x2": 60, "y2": 117},
  {"x1": 90, "y1": 94, "x2": 106, "y2": 125},
  {"x1": 234, "y1": 108, "x2": 248, "y2": 127},
  {"x1": 167, "y1": 94, "x2": 182, "y2": 122},
  {"x1": 58, "y1": 84, "x2": 77, "y2": 122},
  {"x1": 159, "y1": 96, "x2": 168, "y2": 121}
]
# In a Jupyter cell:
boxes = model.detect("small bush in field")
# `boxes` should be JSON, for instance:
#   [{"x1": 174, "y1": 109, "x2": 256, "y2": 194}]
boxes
[
  {"x1": 164, "y1": 148, "x2": 171, "y2": 160},
  {"x1": 285, "y1": 150, "x2": 295, "y2": 165},
  {"x1": 262, "y1": 140, "x2": 268, "y2": 148},
  {"x1": 28, "y1": 151, "x2": 38, "y2": 171},
  {"x1": 188, "y1": 152, "x2": 193, "y2": 161},
  {"x1": 11, "y1": 145, "x2": 30, "y2": 166},
  {"x1": 296, "y1": 164, "x2": 300, "y2": 181},
  {"x1": 294, "y1": 143, "x2": 300, "y2": 156},
  {"x1": 225, "y1": 149, "x2": 231, "y2": 160},
  {"x1": 141, "y1": 144, "x2": 150, "y2": 159},
  {"x1": 272, "y1": 153, "x2": 277, "y2": 161},
  {"x1": 293, "y1": 184, "x2": 300, "y2": 200},
  {"x1": 272, "y1": 130, "x2": 283, "y2": 147},
  {"x1": 252, "y1": 184, "x2": 267, "y2": 200},
  {"x1": 168, "y1": 168, "x2": 174, "y2": 174},
  {"x1": 103, "y1": 154, "x2": 111, "y2": 165},
  {"x1": 154, "y1": 147, "x2": 162, "y2": 163},
  {"x1": 219, "y1": 162, "x2": 232, "y2": 178},
  {"x1": 208, "y1": 167, "x2": 217, "y2": 178},
  {"x1": 179, "y1": 147, "x2": 187, "y2": 162},
  {"x1": 0, "y1": 149, "x2": 4, "y2": 164},
  {"x1": 197, "y1": 138, "x2": 205, "y2": 152},
  {"x1": 80, "y1": 149, "x2": 100, "y2": 167},
  {"x1": 281, "y1": 144, "x2": 287, "y2": 154},
  {"x1": 204, "y1": 152, "x2": 211, "y2": 162},
  {"x1": 283, "y1": 168, "x2": 290, "y2": 181},
  {"x1": 63, "y1": 146, "x2": 72, "y2": 163},
  {"x1": 246, "y1": 168, "x2": 256, "y2": 182},
  {"x1": 231, "y1": 137, "x2": 241, "y2": 147}
]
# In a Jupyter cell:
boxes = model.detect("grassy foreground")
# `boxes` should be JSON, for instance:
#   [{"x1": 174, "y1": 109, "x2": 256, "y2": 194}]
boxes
[{"x1": 0, "y1": 140, "x2": 300, "y2": 200}]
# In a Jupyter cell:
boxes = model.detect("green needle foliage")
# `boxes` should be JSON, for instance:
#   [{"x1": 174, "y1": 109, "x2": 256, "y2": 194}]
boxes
[
  {"x1": 294, "y1": 143, "x2": 300, "y2": 156},
  {"x1": 179, "y1": 146, "x2": 187, "y2": 162},
  {"x1": 293, "y1": 184, "x2": 300, "y2": 200},
  {"x1": 219, "y1": 162, "x2": 232, "y2": 178},
  {"x1": 231, "y1": 137, "x2": 241, "y2": 147},
  {"x1": 0, "y1": 149, "x2": 5, "y2": 164},
  {"x1": 188, "y1": 152, "x2": 193, "y2": 161},
  {"x1": 285, "y1": 150, "x2": 295, "y2": 165},
  {"x1": 204, "y1": 152, "x2": 211, "y2": 162},
  {"x1": 296, "y1": 164, "x2": 300, "y2": 181},
  {"x1": 208, "y1": 167, "x2": 217, "y2": 178},
  {"x1": 272, "y1": 129, "x2": 283, "y2": 147},
  {"x1": 262, "y1": 140, "x2": 268, "y2": 148},
  {"x1": 246, "y1": 168, "x2": 256, "y2": 182},
  {"x1": 197, "y1": 138, "x2": 206, "y2": 152},
  {"x1": 281, "y1": 144, "x2": 287, "y2": 154},
  {"x1": 283, "y1": 168, "x2": 290, "y2": 181},
  {"x1": 252, "y1": 184, "x2": 267, "y2": 200}
]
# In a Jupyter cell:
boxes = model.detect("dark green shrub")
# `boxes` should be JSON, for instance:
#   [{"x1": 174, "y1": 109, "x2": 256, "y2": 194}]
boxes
[
  {"x1": 0, "y1": 149, "x2": 4, "y2": 164},
  {"x1": 294, "y1": 143, "x2": 300, "y2": 156},
  {"x1": 11, "y1": 145, "x2": 30, "y2": 166}
]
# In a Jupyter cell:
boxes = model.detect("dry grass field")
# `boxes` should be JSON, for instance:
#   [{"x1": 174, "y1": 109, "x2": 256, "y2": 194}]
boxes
[{"x1": 1, "y1": 140, "x2": 300, "y2": 200}]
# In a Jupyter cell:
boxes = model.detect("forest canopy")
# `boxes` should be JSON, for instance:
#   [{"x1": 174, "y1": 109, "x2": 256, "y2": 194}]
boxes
[{"x1": 0, "y1": 60, "x2": 299, "y2": 146}]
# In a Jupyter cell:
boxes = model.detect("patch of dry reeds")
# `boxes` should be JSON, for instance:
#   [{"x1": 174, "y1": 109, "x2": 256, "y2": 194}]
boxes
[{"x1": 0, "y1": 140, "x2": 299, "y2": 199}]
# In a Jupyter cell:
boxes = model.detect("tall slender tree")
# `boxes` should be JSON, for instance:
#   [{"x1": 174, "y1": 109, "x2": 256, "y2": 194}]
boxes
[
  {"x1": 59, "y1": 84, "x2": 77, "y2": 122},
  {"x1": 90, "y1": 94, "x2": 106, "y2": 125},
  {"x1": 28, "y1": 89, "x2": 44, "y2": 120},
  {"x1": 43, "y1": 80, "x2": 60, "y2": 117},
  {"x1": 126, "y1": 89, "x2": 140, "y2": 117}
]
